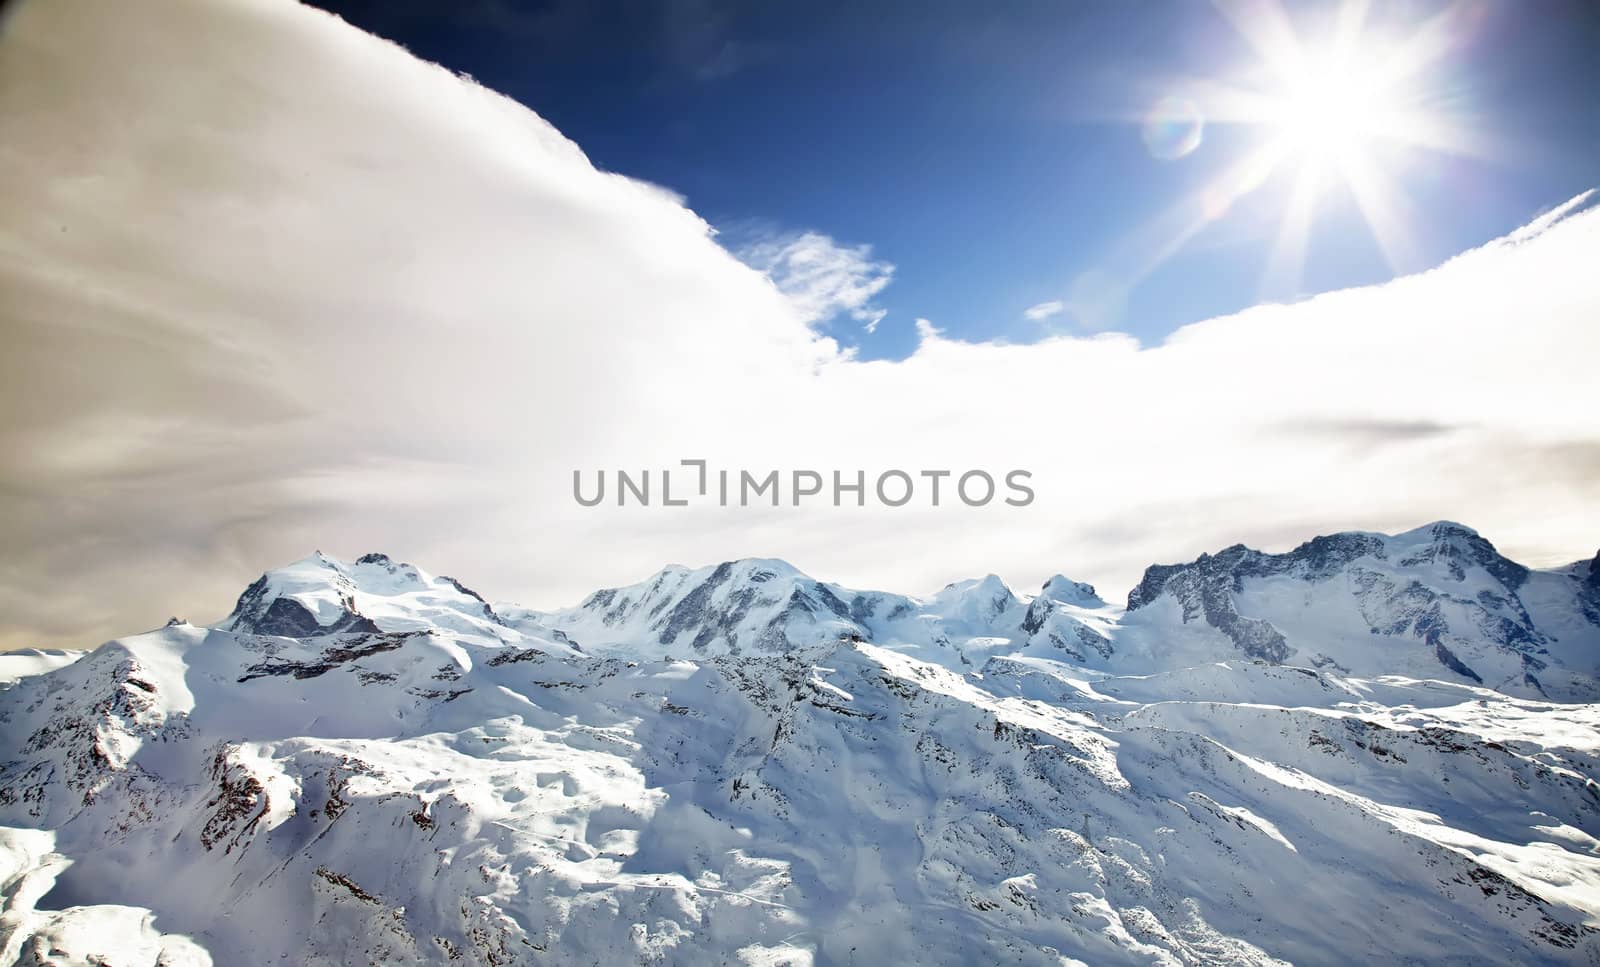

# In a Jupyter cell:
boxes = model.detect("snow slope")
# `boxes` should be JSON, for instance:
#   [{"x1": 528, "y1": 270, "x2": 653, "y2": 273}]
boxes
[
  {"x1": 2, "y1": 523, "x2": 1599, "y2": 965},
  {"x1": 0, "y1": 652, "x2": 81, "y2": 688}
]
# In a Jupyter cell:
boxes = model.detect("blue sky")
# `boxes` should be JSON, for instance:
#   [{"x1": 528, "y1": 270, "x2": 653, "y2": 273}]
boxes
[{"x1": 310, "y1": 0, "x2": 1598, "y2": 359}]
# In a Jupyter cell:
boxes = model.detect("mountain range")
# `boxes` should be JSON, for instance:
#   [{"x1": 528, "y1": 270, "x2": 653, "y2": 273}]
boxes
[{"x1": 2, "y1": 522, "x2": 1598, "y2": 965}]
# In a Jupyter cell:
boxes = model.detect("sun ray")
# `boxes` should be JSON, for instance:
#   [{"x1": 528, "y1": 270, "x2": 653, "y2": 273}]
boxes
[
  {"x1": 1340, "y1": 150, "x2": 1423, "y2": 275},
  {"x1": 1211, "y1": 0, "x2": 1304, "y2": 83},
  {"x1": 1261, "y1": 157, "x2": 1325, "y2": 299},
  {"x1": 1130, "y1": 139, "x2": 1292, "y2": 286}
]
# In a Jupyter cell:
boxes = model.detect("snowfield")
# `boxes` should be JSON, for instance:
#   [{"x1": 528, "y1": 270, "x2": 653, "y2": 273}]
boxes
[{"x1": 2, "y1": 523, "x2": 1599, "y2": 965}]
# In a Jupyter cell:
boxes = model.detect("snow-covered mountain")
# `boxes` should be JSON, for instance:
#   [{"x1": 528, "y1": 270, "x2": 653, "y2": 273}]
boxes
[
  {"x1": 526, "y1": 557, "x2": 1113, "y2": 671},
  {"x1": 532, "y1": 523, "x2": 1599, "y2": 699},
  {"x1": 2, "y1": 523, "x2": 1599, "y2": 965},
  {"x1": 1120, "y1": 522, "x2": 1600, "y2": 700}
]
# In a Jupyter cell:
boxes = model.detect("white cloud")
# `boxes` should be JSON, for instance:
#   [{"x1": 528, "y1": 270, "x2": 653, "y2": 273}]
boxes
[
  {"x1": 2, "y1": 0, "x2": 1598, "y2": 650},
  {"x1": 739, "y1": 230, "x2": 893, "y2": 331},
  {"x1": 1023, "y1": 300, "x2": 1066, "y2": 322}
]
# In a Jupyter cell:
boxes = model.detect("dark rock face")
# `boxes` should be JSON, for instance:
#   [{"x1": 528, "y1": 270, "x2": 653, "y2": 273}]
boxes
[
  {"x1": 201, "y1": 745, "x2": 270, "y2": 853},
  {"x1": 581, "y1": 567, "x2": 688, "y2": 628},
  {"x1": 1127, "y1": 533, "x2": 1386, "y2": 612},
  {"x1": 660, "y1": 562, "x2": 739, "y2": 651},
  {"x1": 236, "y1": 633, "x2": 409, "y2": 682},
  {"x1": 1019, "y1": 597, "x2": 1050, "y2": 636},
  {"x1": 255, "y1": 596, "x2": 380, "y2": 638},
  {"x1": 1125, "y1": 524, "x2": 1553, "y2": 679},
  {"x1": 225, "y1": 575, "x2": 380, "y2": 639},
  {"x1": 1432, "y1": 641, "x2": 1483, "y2": 684},
  {"x1": 1577, "y1": 551, "x2": 1600, "y2": 626},
  {"x1": 848, "y1": 594, "x2": 880, "y2": 624},
  {"x1": 1126, "y1": 546, "x2": 1293, "y2": 663},
  {"x1": 1041, "y1": 623, "x2": 1113, "y2": 663}
]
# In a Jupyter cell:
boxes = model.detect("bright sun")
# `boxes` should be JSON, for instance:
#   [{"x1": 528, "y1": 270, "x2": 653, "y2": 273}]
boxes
[
  {"x1": 1271, "y1": 51, "x2": 1392, "y2": 156},
  {"x1": 1140, "y1": 0, "x2": 1481, "y2": 296}
]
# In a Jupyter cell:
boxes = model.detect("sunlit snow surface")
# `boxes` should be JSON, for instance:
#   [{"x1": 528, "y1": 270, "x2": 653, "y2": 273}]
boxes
[{"x1": 2, "y1": 537, "x2": 1599, "y2": 965}]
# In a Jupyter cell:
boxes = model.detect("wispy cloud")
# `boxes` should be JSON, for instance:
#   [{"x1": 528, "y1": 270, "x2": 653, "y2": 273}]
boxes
[
  {"x1": 738, "y1": 230, "x2": 894, "y2": 332},
  {"x1": 1275, "y1": 419, "x2": 1466, "y2": 446},
  {"x1": 1, "y1": 0, "x2": 1596, "y2": 650},
  {"x1": 1023, "y1": 300, "x2": 1065, "y2": 322}
]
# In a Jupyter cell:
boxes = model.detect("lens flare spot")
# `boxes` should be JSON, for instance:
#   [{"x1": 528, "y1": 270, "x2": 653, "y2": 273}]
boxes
[
  {"x1": 1200, "y1": 186, "x2": 1233, "y2": 222},
  {"x1": 1142, "y1": 96, "x2": 1204, "y2": 161}
]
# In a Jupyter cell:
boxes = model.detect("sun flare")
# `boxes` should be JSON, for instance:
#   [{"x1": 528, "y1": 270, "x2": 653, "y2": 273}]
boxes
[
  {"x1": 1142, "y1": 0, "x2": 1484, "y2": 296},
  {"x1": 1268, "y1": 49, "x2": 1397, "y2": 157}
]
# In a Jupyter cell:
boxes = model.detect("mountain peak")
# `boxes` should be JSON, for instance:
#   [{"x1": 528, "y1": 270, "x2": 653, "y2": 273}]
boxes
[
  {"x1": 285, "y1": 549, "x2": 341, "y2": 571},
  {"x1": 211, "y1": 523, "x2": 1599, "y2": 695},
  {"x1": 222, "y1": 551, "x2": 503, "y2": 640},
  {"x1": 1040, "y1": 574, "x2": 1103, "y2": 607},
  {"x1": 722, "y1": 557, "x2": 809, "y2": 581},
  {"x1": 1386, "y1": 520, "x2": 1526, "y2": 588},
  {"x1": 1390, "y1": 520, "x2": 1483, "y2": 546},
  {"x1": 937, "y1": 573, "x2": 1013, "y2": 596}
]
